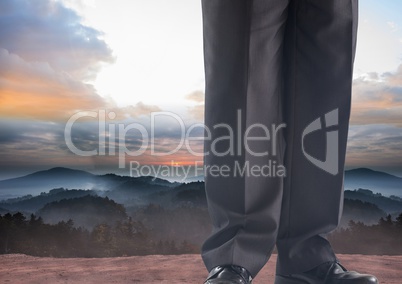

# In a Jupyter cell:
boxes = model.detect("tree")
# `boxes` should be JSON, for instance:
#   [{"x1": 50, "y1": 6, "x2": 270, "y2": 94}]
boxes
[
  {"x1": 395, "y1": 213, "x2": 402, "y2": 228},
  {"x1": 378, "y1": 214, "x2": 393, "y2": 227}
]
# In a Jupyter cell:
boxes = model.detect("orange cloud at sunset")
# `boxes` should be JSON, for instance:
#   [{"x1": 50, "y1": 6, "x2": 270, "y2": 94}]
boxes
[
  {"x1": 0, "y1": 45, "x2": 107, "y2": 120},
  {"x1": 0, "y1": 0, "x2": 115, "y2": 121},
  {"x1": 0, "y1": 48, "x2": 162, "y2": 121},
  {"x1": 350, "y1": 65, "x2": 402, "y2": 126},
  {"x1": 185, "y1": 90, "x2": 205, "y2": 121}
]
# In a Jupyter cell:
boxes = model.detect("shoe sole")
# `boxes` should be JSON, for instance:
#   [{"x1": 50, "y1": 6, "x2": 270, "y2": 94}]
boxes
[
  {"x1": 275, "y1": 275, "x2": 309, "y2": 284},
  {"x1": 205, "y1": 281, "x2": 251, "y2": 284}
]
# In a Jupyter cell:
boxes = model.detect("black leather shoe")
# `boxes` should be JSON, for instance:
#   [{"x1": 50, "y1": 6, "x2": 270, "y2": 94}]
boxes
[
  {"x1": 275, "y1": 261, "x2": 378, "y2": 284},
  {"x1": 204, "y1": 265, "x2": 253, "y2": 284}
]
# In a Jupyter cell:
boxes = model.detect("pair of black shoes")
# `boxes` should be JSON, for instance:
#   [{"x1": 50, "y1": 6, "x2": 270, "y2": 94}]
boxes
[{"x1": 204, "y1": 262, "x2": 378, "y2": 284}]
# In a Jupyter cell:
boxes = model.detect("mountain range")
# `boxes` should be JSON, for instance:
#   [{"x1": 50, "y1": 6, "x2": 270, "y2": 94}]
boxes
[
  {"x1": 1, "y1": 167, "x2": 402, "y2": 243},
  {"x1": 344, "y1": 168, "x2": 402, "y2": 197},
  {"x1": 0, "y1": 167, "x2": 401, "y2": 199},
  {"x1": 0, "y1": 167, "x2": 179, "y2": 199}
]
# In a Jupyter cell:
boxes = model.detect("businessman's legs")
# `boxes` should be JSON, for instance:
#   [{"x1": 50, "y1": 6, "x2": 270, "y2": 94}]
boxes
[
  {"x1": 276, "y1": 0, "x2": 358, "y2": 275},
  {"x1": 202, "y1": 0, "x2": 377, "y2": 283},
  {"x1": 201, "y1": 0, "x2": 289, "y2": 277}
]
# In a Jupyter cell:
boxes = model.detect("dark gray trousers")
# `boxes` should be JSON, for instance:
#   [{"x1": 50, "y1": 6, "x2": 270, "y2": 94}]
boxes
[{"x1": 201, "y1": 0, "x2": 358, "y2": 277}]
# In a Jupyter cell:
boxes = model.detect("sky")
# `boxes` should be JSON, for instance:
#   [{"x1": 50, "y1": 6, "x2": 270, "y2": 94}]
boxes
[{"x1": 0, "y1": 0, "x2": 402, "y2": 179}]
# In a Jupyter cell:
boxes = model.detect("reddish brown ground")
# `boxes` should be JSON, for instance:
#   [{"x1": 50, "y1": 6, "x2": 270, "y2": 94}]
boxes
[{"x1": 0, "y1": 254, "x2": 401, "y2": 283}]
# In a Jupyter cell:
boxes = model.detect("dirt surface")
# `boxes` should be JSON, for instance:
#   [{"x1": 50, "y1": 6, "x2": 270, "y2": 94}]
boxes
[{"x1": 0, "y1": 254, "x2": 401, "y2": 283}]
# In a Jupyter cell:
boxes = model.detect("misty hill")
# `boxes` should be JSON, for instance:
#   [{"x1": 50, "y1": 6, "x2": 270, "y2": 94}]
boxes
[
  {"x1": 0, "y1": 206, "x2": 8, "y2": 215},
  {"x1": 1, "y1": 166, "x2": 401, "y2": 231},
  {"x1": 339, "y1": 198, "x2": 387, "y2": 227},
  {"x1": 344, "y1": 188, "x2": 402, "y2": 214},
  {"x1": 174, "y1": 181, "x2": 207, "y2": 207},
  {"x1": 0, "y1": 167, "x2": 179, "y2": 199},
  {"x1": 0, "y1": 188, "x2": 97, "y2": 213},
  {"x1": 105, "y1": 180, "x2": 207, "y2": 209},
  {"x1": 344, "y1": 168, "x2": 402, "y2": 197},
  {"x1": 105, "y1": 185, "x2": 171, "y2": 208},
  {"x1": 2, "y1": 166, "x2": 401, "y2": 200},
  {"x1": 0, "y1": 185, "x2": 398, "y2": 246},
  {"x1": 0, "y1": 180, "x2": 207, "y2": 217},
  {"x1": 37, "y1": 195, "x2": 127, "y2": 229},
  {"x1": 0, "y1": 168, "x2": 97, "y2": 198}
]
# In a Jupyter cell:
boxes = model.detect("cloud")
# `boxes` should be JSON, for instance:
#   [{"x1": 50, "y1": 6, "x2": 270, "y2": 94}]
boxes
[
  {"x1": 0, "y1": 0, "x2": 116, "y2": 120},
  {"x1": 187, "y1": 104, "x2": 205, "y2": 122},
  {"x1": 0, "y1": 109, "x2": 204, "y2": 175},
  {"x1": 351, "y1": 64, "x2": 402, "y2": 126},
  {"x1": 0, "y1": 0, "x2": 180, "y2": 176},
  {"x1": 0, "y1": 48, "x2": 108, "y2": 120},
  {"x1": 185, "y1": 91, "x2": 204, "y2": 103},
  {"x1": 347, "y1": 66, "x2": 402, "y2": 169},
  {"x1": 0, "y1": 119, "x2": 74, "y2": 176},
  {"x1": 387, "y1": 21, "x2": 398, "y2": 32},
  {"x1": 354, "y1": 13, "x2": 402, "y2": 75},
  {"x1": 185, "y1": 90, "x2": 204, "y2": 121},
  {"x1": 387, "y1": 64, "x2": 402, "y2": 85},
  {"x1": 0, "y1": 0, "x2": 114, "y2": 80},
  {"x1": 0, "y1": 0, "x2": 161, "y2": 121},
  {"x1": 346, "y1": 124, "x2": 402, "y2": 168},
  {"x1": 112, "y1": 102, "x2": 162, "y2": 120}
]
